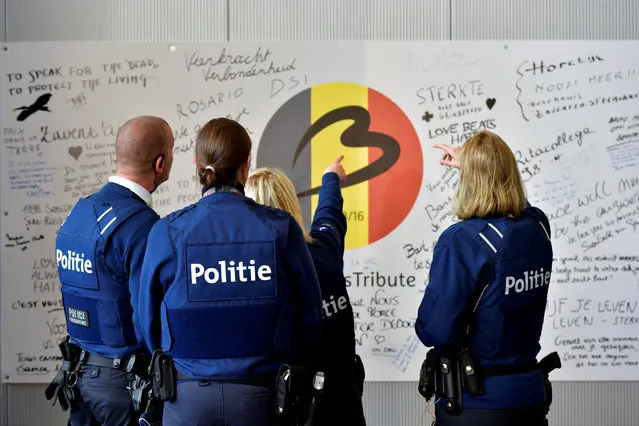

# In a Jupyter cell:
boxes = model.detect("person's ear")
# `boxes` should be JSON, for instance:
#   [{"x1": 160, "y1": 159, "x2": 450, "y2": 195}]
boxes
[{"x1": 155, "y1": 155, "x2": 165, "y2": 173}]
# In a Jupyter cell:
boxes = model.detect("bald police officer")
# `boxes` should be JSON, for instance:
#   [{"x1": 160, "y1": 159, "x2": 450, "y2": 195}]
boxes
[{"x1": 54, "y1": 116, "x2": 174, "y2": 426}]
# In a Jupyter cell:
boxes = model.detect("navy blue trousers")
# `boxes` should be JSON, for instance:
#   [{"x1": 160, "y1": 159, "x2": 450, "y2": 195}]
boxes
[
  {"x1": 435, "y1": 403, "x2": 546, "y2": 426},
  {"x1": 163, "y1": 380, "x2": 290, "y2": 426},
  {"x1": 68, "y1": 365, "x2": 137, "y2": 426}
]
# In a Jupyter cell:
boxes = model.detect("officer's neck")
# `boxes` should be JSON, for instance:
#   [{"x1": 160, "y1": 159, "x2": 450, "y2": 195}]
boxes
[{"x1": 113, "y1": 172, "x2": 154, "y2": 194}]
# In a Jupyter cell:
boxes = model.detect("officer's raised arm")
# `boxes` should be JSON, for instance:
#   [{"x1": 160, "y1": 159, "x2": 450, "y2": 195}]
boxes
[{"x1": 310, "y1": 155, "x2": 347, "y2": 257}]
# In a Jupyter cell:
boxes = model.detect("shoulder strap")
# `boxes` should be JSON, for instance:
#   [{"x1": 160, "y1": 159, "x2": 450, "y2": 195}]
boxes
[
  {"x1": 92, "y1": 197, "x2": 149, "y2": 243},
  {"x1": 457, "y1": 219, "x2": 506, "y2": 260},
  {"x1": 456, "y1": 219, "x2": 506, "y2": 349},
  {"x1": 521, "y1": 207, "x2": 552, "y2": 241}
]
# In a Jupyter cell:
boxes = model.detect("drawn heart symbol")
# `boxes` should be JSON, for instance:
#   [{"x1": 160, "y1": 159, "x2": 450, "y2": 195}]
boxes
[
  {"x1": 68, "y1": 146, "x2": 83, "y2": 160},
  {"x1": 486, "y1": 98, "x2": 496, "y2": 110},
  {"x1": 374, "y1": 335, "x2": 386, "y2": 345}
]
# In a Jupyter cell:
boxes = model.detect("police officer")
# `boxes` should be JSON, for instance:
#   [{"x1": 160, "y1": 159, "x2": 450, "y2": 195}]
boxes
[
  {"x1": 54, "y1": 115, "x2": 175, "y2": 425},
  {"x1": 137, "y1": 117, "x2": 323, "y2": 426},
  {"x1": 415, "y1": 131, "x2": 553, "y2": 426},
  {"x1": 246, "y1": 156, "x2": 367, "y2": 426}
]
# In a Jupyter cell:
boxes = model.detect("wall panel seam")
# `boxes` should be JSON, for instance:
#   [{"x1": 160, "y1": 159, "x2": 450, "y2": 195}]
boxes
[
  {"x1": 449, "y1": 0, "x2": 453, "y2": 40},
  {"x1": 2, "y1": 0, "x2": 6, "y2": 41},
  {"x1": 226, "y1": 0, "x2": 230, "y2": 41}
]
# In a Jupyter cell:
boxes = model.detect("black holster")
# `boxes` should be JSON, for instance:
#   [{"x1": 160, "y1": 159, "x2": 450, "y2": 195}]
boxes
[
  {"x1": 418, "y1": 348, "x2": 436, "y2": 400},
  {"x1": 150, "y1": 350, "x2": 177, "y2": 402},
  {"x1": 538, "y1": 352, "x2": 562, "y2": 417},
  {"x1": 419, "y1": 349, "x2": 483, "y2": 414},
  {"x1": 275, "y1": 365, "x2": 324, "y2": 426},
  {"x1": 459, "y1": 350, "x2": 484, "y2": 397},
  {"x1": 44, "y1": 336, "x2": 83, "y2": 411},
  {"x1": 435, "y1": 355, "x2": 464, "y2": 415},
  {"x1": 126, "y1": 355, "x2": 153, "y2": 413}
]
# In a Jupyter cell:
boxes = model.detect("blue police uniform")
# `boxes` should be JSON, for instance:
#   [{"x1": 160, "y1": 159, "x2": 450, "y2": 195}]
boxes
[
  {"x1": 56, "y1": 178, "x2": 159, "y2": 426},
  {"x1": 305, "y1": 173, "x2": 366, "y2": 426},
  {"x1": 415, "y1": 205, "x2": 553, "y2": 425},
  {"x1": 137, "y1": 185, "x2": 323, "y2": 426}
]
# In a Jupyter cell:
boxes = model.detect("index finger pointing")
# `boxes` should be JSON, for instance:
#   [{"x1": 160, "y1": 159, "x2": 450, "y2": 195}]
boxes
[{"x1": 433, "y1": 144, "x2": 455, "y2": 156}]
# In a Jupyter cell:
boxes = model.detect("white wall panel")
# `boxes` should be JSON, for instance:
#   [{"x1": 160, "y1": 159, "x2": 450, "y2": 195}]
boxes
[
  {"x1": 452, "y1": 0, "x2": 639, "y2": 39},
  {"x1": 230, "y1": 0, "x2": 449, "y2": 41},
  {"x1": 6, "y1": 0, "x2": 227, "y2": 42}
]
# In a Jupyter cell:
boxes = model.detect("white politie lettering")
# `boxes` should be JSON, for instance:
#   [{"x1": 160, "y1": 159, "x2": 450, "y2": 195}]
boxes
[
  {"x1": 56, "y1": 249, "x2": 93, "y2": 274},
  {"x1": 322, "y1": 294, "x2": 349, "y2": 317},
  {"x1": 505, "y1": 267, "x2": 551, "y2": 295},
  {"x1": 190, "y1": 260, "x2": 272, "y2": 284}
]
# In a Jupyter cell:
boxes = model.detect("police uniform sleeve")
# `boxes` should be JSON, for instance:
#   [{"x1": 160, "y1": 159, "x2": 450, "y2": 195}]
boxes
[
  {"x1": 137, "y1": 219, "x2": 176, "y2": 352},
  {"x1": 415, "y1": 228, "x2": 491, "y2": 349},
  {"x1": 310, "y1": 172, "x2": 347, "y2": 259},
  {"x1": 284, "y1": 218, "x2": 323, "y2": 367},
  {"x1": 124, "y1": 211, "x2": 160, "y2": 346}
]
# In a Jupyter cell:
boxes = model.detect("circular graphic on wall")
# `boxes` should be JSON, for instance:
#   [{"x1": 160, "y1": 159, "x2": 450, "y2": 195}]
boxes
[{"x1": 258, "y1": 82, "x2": 423, "y2": 250}]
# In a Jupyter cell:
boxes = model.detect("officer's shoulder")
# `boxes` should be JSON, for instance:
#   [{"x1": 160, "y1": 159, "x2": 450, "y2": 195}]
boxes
[
  {"x1": 131, "y1": 205, "x2": 160, "y2": 221},
  {"x1": 164, "y1": 203, "x2": 199, "y2": 223},
  {"x1": 435, "y1": 222, "x2": 471, "y2": 247},
  {"x1": 119, "y1": 206, "x2": 160, "y2": 232},
  {"x1": 521, "y1": 204, "x2": 550, "y2": 224},
  {"x1": 244, "y1": 198, "x2": 293, "y2": 222}
]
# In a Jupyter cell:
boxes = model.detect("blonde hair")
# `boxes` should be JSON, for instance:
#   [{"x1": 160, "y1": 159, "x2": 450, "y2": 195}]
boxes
[
  {"x1": 456, "y1": 131, "x2": 527, "y2": 220},
  {"x1": 245, "y1": 168, "x2": 313, "y2": 243}
]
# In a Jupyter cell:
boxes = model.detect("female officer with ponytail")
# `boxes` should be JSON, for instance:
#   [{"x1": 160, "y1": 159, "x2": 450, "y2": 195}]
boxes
[
  {"x1": 415, "y1": 131, "x2": 554, "y2": 426},
  {"x1": 137, "y1": 117, "x2": 323, "y2": 426}
]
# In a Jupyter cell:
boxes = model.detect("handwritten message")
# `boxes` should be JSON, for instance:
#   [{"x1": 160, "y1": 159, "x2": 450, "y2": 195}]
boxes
[
  {"x1": 184, "y1": 47, "x2": 297, "y2": 83},
  {"x1": 515, "y1": 53, "x2": 637, "y2": 121}
]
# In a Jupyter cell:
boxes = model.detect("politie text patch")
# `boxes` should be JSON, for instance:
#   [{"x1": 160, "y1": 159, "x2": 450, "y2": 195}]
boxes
[
  {"x1": 186, "y1": 241, "x2": 278, "y2": 301},
  {"x1": 56, "y1": 233, "x2": 99, "y2": 290}
]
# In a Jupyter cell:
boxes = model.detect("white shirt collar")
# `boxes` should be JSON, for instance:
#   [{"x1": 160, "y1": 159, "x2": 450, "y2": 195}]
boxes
[{"x1": 108, "y1": 176, "x2": 153, "y2": 206}]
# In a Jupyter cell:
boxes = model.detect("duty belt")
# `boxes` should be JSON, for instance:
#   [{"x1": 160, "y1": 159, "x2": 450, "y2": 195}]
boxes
[
  {"x1": 80, "y1": 351, "x2": 131, "y2": 370},
  {"x1": 476, "y1": 359, "x2": 539, "y2": 378},
  {"x1": 175, "y1": 370, "x2": 274, "y2": 388}
]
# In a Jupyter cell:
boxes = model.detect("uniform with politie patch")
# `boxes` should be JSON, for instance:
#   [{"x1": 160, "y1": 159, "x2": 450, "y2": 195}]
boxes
[
  {"x1": 415, "y1": 204, "x2": 554, "y2": 423},
  {"x1": 137, "y1": 185, "x2": 323, "y2": 426},
  {"x1": 54, "y1": 178, "x2": 160, "y2": 426}
]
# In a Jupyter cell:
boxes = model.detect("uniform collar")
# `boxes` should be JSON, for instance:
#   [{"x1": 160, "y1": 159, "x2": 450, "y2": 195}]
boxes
[
  {"x1": 108, "y1": 176, "x2": 153, "y2": 206},
  {"x1": 202, "y1": 185, "x2": 243, "y2": 198}
]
